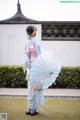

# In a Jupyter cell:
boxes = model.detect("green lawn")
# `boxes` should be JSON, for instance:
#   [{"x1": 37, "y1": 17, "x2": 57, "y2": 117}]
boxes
[{"x1": 0, "y1": 97, "x2": 80, "y2": 120}]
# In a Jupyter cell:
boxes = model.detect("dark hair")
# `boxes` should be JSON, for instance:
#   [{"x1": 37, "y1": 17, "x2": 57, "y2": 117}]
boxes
[{"x1": 26, "y1": 26, "x2": 37, "y2": 36}]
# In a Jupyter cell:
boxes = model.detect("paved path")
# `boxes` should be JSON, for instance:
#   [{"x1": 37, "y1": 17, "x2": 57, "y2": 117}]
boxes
[{"x1": 0, "y1": 88, "x2": 80, "y2": 98}]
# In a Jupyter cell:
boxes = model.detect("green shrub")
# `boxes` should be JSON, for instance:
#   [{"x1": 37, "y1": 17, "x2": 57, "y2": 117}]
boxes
[
  {"x1": 0, "y1": 66, "x2": 80, "y2": 88},
  {"x1": 50, "y1": 66, "x2": 80, "y2": 89},
  {"x1": 0, "y1": 66, "x2": 27, "y2": 88}
]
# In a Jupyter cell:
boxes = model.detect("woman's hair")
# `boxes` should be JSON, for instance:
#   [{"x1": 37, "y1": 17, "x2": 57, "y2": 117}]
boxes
[{"x1": 26, "y1": 26, "x2": 37, "y2": 36}]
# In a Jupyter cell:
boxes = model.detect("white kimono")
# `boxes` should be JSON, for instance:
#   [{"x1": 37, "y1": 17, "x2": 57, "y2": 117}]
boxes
[{"x1": 23, "y1": 35, "x2": 44, "y2": 110}]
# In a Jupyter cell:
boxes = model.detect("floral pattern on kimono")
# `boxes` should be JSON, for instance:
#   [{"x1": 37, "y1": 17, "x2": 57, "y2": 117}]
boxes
[{"x1": 23, "y1": 36, "x2": 44, "y2": 109}]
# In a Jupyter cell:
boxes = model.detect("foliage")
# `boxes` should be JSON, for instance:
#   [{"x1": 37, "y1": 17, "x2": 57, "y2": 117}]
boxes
[{"x1": 0, "y1": 66, "x2": 80, "y2": 88}]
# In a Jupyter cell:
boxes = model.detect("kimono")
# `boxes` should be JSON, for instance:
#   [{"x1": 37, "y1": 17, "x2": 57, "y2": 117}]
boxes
[{"x1": 23, "y1": 35, "x2": 44, "y2": 110}]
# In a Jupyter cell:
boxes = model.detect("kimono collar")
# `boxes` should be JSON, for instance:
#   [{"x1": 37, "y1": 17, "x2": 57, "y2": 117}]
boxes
[{"x1": 27, "y1": 35, "x2": 36, "y2": 40}]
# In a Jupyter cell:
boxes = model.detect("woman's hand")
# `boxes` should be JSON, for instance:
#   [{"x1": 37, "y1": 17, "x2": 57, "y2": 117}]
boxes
[{"x1": 26, "y1": 61, "x2": 31, "y2": 67}]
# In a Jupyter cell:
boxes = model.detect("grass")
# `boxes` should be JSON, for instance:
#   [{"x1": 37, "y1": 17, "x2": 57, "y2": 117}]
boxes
[{"x1": 0, "y1": 97, "x2": 80, "y2": 120}]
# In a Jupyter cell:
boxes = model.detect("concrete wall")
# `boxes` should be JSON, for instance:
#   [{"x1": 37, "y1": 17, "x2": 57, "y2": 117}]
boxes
[
  {"x1": 43, "y1": 41, "x2": 80, "y2": 66},
  {"x1": 0, "y1": 24, "x2": 80, "y2": 66},
  {"x1": 0, "y1": 24, "x2": 41, "y2": 65}
]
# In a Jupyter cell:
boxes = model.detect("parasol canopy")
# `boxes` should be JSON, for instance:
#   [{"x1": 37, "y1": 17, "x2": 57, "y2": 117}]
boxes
[{"x1": 30, "y1": 50, "x2": 61, "y2": 89}]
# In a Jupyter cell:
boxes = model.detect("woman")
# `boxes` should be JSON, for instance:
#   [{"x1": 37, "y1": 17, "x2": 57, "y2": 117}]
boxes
[{"x1": 23, "y1": 26, "x2": 44, "y2": 116}]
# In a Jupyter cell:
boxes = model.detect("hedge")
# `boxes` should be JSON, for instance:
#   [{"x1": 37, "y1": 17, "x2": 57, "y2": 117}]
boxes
[
  {"x1": 0, "y1": 66, "x2": 26, "y2": 88},
  {"x1": 0, "y1": 66, "x2": 80, "y2": 88},
  {"x1": 51, "y1": 66, "x2": 80, "y2": 89}
]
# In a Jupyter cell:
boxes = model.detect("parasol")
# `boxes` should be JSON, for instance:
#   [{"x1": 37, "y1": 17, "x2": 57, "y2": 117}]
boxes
[{"x1": 30, "y1": 50, "x2": 61, "y2": 89}]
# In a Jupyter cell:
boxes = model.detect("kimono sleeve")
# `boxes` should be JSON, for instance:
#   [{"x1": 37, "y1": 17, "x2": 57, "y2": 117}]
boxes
[
  {"x1": 23, "y1": 42, "x2": 30, "y2": 72},
  {"x1": 36, "y1": 39, "x2": 44, "y2": 56}
]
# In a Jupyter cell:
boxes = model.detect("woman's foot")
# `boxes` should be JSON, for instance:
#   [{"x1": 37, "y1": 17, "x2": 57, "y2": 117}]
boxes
[
  {"x1": 25, "y1": 111, "x2": 31, "y2": 115},
  {"x1": 25, "y1": 109, "x2": 31, "y2": 115},
  {"x1": 25, "y1": 109, "x2": 39, "y2": 116},
  {"x1": 30, "y1": 111, "x2": 39, "y2": 116}
]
